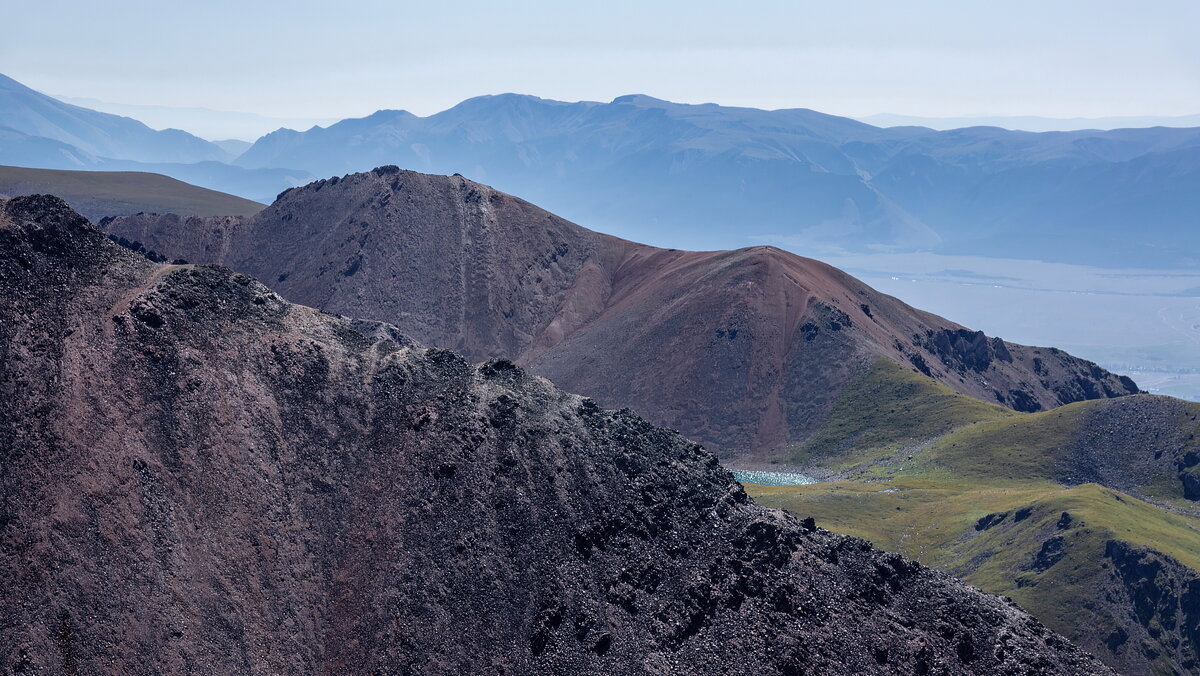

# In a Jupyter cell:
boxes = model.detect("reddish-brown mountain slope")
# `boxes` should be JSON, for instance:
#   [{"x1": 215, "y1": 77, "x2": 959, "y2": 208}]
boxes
[
  {"x1": 103, "y1": 167, "x2": 1137, "y2": 461},
  {"x1": 0, "y1": 195, "x2": 1109, "y2": 674}
]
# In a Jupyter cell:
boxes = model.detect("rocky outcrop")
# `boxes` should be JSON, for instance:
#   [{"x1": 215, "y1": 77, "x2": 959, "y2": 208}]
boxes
[
  {"x1": 920, "y1": 328, "x2": 1012, "y2": 373},
  {"x1": 1179, "y1": 452, "x2": 1200, "y2": 501},
  {"x1": 0, "y1": 195, "x2": 1110, "y2": 674},
  {"x1": 1102, "y1": 541, "x2": 1200, "y2": 673},
  {"x1": 101, "y1": 168, "x2": 1138, "y2": 461}
]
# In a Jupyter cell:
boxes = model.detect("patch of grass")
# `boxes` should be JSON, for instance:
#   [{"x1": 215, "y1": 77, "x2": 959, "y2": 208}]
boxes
[
  {"x1": 787, "y1": 357, "x2": 1015, "y2": 469},
  {"x1": 748, "y1": 478, "x2": 1058, "y2": 560},
  {"x1": 752, "y1": 479, "x2": 1200, "y2": 573},
  {"x1": 910, "y1": 403, "x2": 1085, "y2": 483}
]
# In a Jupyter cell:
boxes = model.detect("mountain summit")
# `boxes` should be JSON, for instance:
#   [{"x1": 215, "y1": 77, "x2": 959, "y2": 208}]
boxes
[{"x1": 103, "y1": 168, "x2": 1138, "y2": 462}]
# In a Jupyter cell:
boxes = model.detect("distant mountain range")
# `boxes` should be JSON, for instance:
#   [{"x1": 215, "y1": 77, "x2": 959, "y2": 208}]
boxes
[
  {"x1": 0, "y1": 74, "x2": 312, "y2": 202},
  {"x1": 4, "y1": 73, "x2": 1200, "y2": 267},
  {"x1": 54, "y1": 95, "x2": 338, "y2": 142},
  {"x1": 102, "y1": 167, "x2": 1137, "y2": 461},
  {"x1": 0, "y1": 74, "x2": 229, "y2": 163},
  {"x1": 233, "y1": 93, "x2": 1200, "y2": 268},
  {"x1": 859, "y1": 112, "x2": 1200, "y2": 132}
]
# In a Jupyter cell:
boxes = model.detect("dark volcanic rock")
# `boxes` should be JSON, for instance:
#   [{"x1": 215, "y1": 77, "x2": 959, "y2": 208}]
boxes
[
  {"x1": 921, "y1": 328, "x2": 1011, "y2": 373},
  {"x1": 101, "y1": 169, "x2": 1138, "y2": 462},
  {"x1": 0, "y1": 195, "x2": 1109, "y2": 673},
  {"x1": 1102, "y1": 541, "x2": 1200, "y2": 673}
]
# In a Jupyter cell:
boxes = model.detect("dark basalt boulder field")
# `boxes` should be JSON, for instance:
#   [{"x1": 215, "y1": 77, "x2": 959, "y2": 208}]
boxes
[
  {"x1": 102, "y1": 167, "x2": 1138, "y2": 463},
  {"x1": 0, "y1": 195, "x2": 1109, "y2": 673}
]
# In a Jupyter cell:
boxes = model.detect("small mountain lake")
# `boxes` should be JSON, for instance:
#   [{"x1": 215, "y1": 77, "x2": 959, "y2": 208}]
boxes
[{"x1": 730, "y1": 470, "x2": 817, "y2": 486}]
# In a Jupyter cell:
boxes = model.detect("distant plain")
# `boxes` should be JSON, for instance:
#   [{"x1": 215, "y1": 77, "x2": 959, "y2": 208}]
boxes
[{"x1": 813, "y1": 252, "x2": 1200, "y2": 400}]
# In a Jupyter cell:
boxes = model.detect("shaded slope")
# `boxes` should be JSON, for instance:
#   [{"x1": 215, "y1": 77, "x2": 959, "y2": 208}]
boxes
[
  {"x1": 0, "y1": 165, "x2": 265, "y2": 220},
  {"x1": 777, "y1": 355, "x2": 1200, "y2": 501},
  {"x1": 0, "y1": 195, "x2": 1108, "y2": 674},
  {"x1": 786, "y1": 357, "x2": 1018, "y2": 472},
  {"x1": 911, "y1": 395, "x2": 1200, "y2": 504},
  {"x1": 786, "y1": 360, "x2": 1200, "y2": 503},
  {"x1": 102, "y1": 168, "x2": 1137, "y2": 461}
]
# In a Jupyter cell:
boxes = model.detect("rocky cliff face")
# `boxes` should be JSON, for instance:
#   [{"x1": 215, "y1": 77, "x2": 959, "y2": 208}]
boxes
[
  {"x1": 0, "y1": 195, "x2": 1109, "y2": 674},
  {"x1": 102, "y1": 168, "x2": 1138, "y2": 462},
  {"x1": 1101, "y1": 540, "x2": 1200, "y2": 674}
]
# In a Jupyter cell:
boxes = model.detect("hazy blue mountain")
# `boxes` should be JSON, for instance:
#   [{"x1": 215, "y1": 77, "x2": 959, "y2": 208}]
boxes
[
  {"x1": 0, "y1": 125, "x2": 311, "y2": 203},
  {"x1": 0, "y1": 124, "x2": 101, "y2": 167},
  {"x1": 212, "y1": 139, "x2": 253, "y2": 158},
  {"x1": 0, "y1": 73, "x2": 229, "y2": 163},
  {"x1": 860, "y1": 112, "x2": 1200, "y2": 132},
  {"x1": 236, "y1": 93, "x2": 1200, "y2": 267},
  {"x1": 0, "y1": 75, "x2": 312, "y2": 202},
  {"x1": 55, "y1": 95, "x2": 338, "y2": 142}
]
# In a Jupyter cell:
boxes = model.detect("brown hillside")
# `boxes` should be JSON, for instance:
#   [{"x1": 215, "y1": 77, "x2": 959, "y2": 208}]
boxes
[
  {"x1": 103, "y1": 168, "x2": 1137, "y2": 461},
  {"x1": 0, "y1": 164, "x2": 264, "y2": 220}
]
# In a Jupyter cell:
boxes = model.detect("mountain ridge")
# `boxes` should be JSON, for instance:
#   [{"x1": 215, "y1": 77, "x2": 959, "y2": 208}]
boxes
[
  {"x1": 231, "y1": 92, "x2": 1200, "y2": 267},
  {"x1": 102, "y1": 167, "x2": 1138, "y2": 462},
  {"x1": 6, "y1": 75, "x2": 1198, "y2": 267},
  {"x1": 0, "y1": 193, "x2": 1109, "y2": 674}
]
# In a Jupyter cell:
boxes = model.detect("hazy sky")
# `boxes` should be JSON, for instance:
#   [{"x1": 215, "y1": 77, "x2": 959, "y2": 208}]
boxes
[{"x1": 5, "y1": 0, "x2": 1199, "y2": 120}]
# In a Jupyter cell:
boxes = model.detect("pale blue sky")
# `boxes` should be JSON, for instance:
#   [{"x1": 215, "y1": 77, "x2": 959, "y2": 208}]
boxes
[{"x1": 5, "y1": 0, "x2": 1198, "y2": 119}]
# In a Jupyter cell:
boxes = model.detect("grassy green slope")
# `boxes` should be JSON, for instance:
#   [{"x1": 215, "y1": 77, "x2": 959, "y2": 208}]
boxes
[
  {"x1": 0, "y1": 165, "x2": 265, "y2": 220},
  {"x1": 750, "y1": 479, "x2": 1200, "y2": 674},
  {"x1": 787, "y1": 357, "x2": 1015, "y2": 470},
  {"x1": 909, "y1": 406, "x2": 1083, "y2": 482},
  {"x1": 802, "y1": 358, "x2": 1200, "y2": 502},
  {"x1": 751, "y1": 480, "x2": 1200, "y2": 577},
  {"x1": 911, "y1": 395, "x2": 1200, "y2": 505},
  {"x1": 751, "y1": 360, "x2": 1200, "y2": 673}
]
